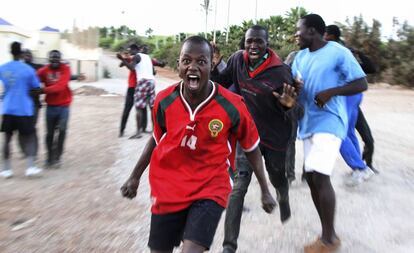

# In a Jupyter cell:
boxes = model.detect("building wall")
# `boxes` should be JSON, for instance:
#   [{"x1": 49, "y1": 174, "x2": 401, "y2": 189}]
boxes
[
  {"x1": 1, "y1": 26, "x2": 102, "y2": 81},
  {"x1": 0, "y1": 30, "x2": 29, "y2": 64},
  {"x1": 60, "y1": 39, "x2": 102, "y2": 81},
  {"x1": 35, "y1": 31, "x2": 61, "y2": 58}
]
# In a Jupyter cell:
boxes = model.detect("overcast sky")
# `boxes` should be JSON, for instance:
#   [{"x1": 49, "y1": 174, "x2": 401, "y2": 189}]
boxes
[{"x1": 2, "y1": 0, "x2": 412, "y2": 39}]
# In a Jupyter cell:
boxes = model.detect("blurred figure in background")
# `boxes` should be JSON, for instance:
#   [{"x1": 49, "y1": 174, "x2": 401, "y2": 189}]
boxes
[
  {"x1": 37, "y1": 50, "x2": 72, "y2": 168},
  {"x1": 117, "y1": 44, "x2": 140, "y2": 137},
  {"x1": 0, "y1": 42, "x2": 43, "y2": 178},
  {"x1": 324, "y1": 25, "x2": 378, "y2": 183}
]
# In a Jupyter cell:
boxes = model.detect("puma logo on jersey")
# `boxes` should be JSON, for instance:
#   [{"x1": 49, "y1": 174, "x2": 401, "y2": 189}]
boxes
[{"x1": 186, "y1": 124, "x2": 196, "y2": 131}]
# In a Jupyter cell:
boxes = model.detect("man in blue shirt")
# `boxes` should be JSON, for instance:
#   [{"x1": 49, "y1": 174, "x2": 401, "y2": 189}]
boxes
[
  {"x1": 0, "y1": 42, "x2": 43, "y2": 178},
  {"x1": 292, "y1": 14, "x2": 368, "y2": 253}
]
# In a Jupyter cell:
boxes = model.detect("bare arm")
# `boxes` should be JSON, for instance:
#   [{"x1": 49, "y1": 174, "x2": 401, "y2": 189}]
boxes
[
  {"x1": 244, "y1": 147, "x2": 276, "y2": 213},
  {"x1": 120, "y1": 137, "x2": 156, "y2": 199},
  {"x1": 315, "y1": 77, "x2": 368, "y2": 108},
  {"x1": 117, "y1": 53, "x2": 141, "y2": 72},
  {"x1": 210, "y1": 52, "x2": 237, "y2": 88}
]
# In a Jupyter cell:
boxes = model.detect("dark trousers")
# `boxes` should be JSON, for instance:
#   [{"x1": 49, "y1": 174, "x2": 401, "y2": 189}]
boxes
[
  {"x1": 46, "y1": 106, "x2": 69, "y2": 163},
  {"x1": 286, "y1": 120, "x2": 298, "y2": 180},
  {"x1": 120, "y1": 87, "x2": 135, "y2": 134},
  {"x1": 355, "y1": 107, "x2": 374, "y2": 168},
  {"x1": 223, "y1": 144, "x2": 288, "y2": 252},
  {"x1": 18, "y1": 106, "x2": 40, "y2": 157}
]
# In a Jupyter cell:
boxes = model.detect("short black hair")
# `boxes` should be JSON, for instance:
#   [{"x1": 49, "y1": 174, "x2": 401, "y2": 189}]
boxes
[
  {"x1": 301, "y1": 14, "x2": 326, "y2": 36},
  {"x1": 129, "y1": 44, "x2": 139, "y2": 50},
  {"x1": 181, "y1": 35, "x2": 213, "y2": 60},
  {"x1": 248, "y1": 25, "x2": 269, "y2": 41},
  {"x1": 48, "y1": 50, "x2": 61, "y2": 58},
  {"x1": 325, "y1": 25, "x2": 341, "y2": 38},
  {"x1": 11, "y1": 42, "x2": 22, "y2": 56}
]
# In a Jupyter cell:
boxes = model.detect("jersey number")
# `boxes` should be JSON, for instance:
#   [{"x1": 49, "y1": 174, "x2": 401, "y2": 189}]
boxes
[{"x1": 181, "y1": 135, "x2": 197, "y2": 150}]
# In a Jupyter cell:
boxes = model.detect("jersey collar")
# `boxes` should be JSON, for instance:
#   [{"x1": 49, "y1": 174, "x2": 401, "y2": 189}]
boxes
[{"x1": 179, "y1": 80, "x2": 216, "y2": 121}]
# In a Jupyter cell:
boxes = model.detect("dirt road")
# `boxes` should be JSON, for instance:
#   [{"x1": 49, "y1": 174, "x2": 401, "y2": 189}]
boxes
[{"x1": 0, "y1": 76, "x2": 413, "y2": 252}]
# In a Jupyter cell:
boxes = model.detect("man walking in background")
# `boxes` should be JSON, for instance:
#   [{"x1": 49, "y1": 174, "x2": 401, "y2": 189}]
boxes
[
  {"x1": 38, "y1": 50, "x2": 72, "y2": 168},
  {"x1": 0, "y1": 42, "x2": 43, "y2": 178},
  {"x1": 117, "y1": 44, "x2": 140, "y2": 137}
]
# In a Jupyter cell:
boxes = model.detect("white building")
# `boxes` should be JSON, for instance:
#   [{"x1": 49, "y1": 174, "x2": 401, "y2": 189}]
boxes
[
  {"x1": 0, "y1": 18, "x2": 31, "y2": 64},
  {"x1": 0, "y1": 18, "x2": 102, "y2": 81}
]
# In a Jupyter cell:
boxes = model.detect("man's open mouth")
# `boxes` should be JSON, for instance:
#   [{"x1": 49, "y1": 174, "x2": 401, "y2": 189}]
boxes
[{"x1": 187, "y1": 74, "x2": 200, "y2": 90}]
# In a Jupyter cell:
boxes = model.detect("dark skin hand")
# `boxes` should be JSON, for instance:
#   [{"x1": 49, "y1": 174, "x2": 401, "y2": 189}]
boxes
[
  {"x1": 261, "y1": 192, "x2": 276, "y2": 213},
  {"x1": 121, "y1": 137, "x2": 156, "y2": 199},
  {"x1": 245, "y1": 147, "x2": 277, "y2": 213},
  {"x1": 121, "y1": 177, "x2": 139, "y2": 199},
  {"x1": 272, "y1": 83, "x2": 298, "y2": 108},
  {"x1": 314, "y1": 77, "x2": 368, "y2": 108},
  {"x1": 314, "y1": 89, "x2": 335, "y2": 108},
  {"x1": 116, "y1": 53, "x2": 141, "y2": 71},
  {"x1": 210, "y1": 42, "x2": 223, "y2": 69}
]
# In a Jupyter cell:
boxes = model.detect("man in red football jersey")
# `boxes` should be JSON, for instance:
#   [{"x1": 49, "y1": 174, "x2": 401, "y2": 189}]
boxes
[
  {"x1": 37, "y1": 50, "x2": 72, "y2": 168},
  {"x1": 117, "y1": 44, "x2": 140, "y2": 138},
  {"x1": 121, "y1": 36, "x2": 285, "y2": 253}
]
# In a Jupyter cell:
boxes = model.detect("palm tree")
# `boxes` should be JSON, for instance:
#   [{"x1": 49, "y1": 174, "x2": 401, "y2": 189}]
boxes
[{"x1": 201, "y1": 0, "x2": 211, "y2": 38}]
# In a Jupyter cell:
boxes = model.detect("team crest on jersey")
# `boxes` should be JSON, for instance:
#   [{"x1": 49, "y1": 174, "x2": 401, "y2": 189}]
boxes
[{"x1": 208, "y1": 119, "x2": 223, "y2": 138}]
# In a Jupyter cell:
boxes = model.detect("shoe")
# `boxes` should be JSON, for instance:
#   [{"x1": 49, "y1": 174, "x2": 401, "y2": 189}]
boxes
[
  {"x1": 0, "y1": 170, "x2": 13, "y2": 179},
  {"x1": 53, "y1": 158, "x2": 62, "y2": 169},
  {"x1": 368, "y1": 164, "x2": 379, "y2": 174},
  {"x1": 346, "y1": 170, "x2": 364, "y2": 186},
  {"x1": 222, "y1": 247, "x2": 235, "y2": 253},
  {"x1": 45, "y1": 160, "x2": 54, "y2": 169},
  {"x1": 25, "y1": 167, "x2": 43, "y2": 177},
  {"x1": 361, "y1": 167, "x2": 375, "y2": 181},
  {"x1": 304, "y1": 237, "x2": 341, "y2": 253},
  {"x1": 277, "y1": 190, "x2": 291, "y2": 223},
  {"x1": 279, "y1": 200, "x2": 291, "y2": 223},
  {"x1": 128, "y1": 133, "x2": 142, "y2": 139}
]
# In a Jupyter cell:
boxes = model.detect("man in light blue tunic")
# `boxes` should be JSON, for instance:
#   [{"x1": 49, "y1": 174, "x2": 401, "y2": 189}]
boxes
[{"x1": 292, "y1": 14, "x2": 368, "y2": 253}]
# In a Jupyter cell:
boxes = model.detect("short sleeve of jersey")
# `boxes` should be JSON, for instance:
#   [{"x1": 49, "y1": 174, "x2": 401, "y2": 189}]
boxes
[
  {"x1": 338, "y1": 47, "x2": 366, "y2": 83},
  {"x1": 233, "y1": 98, "x2": 260, "y2": 152}
]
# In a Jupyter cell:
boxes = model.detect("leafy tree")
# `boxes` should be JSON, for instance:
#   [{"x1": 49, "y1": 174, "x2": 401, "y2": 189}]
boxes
[
  {"x1": 201, "y1": 0, "x2": 211, "y2": 38},
  {"x1": 145, "y1": 28, "x2": 154, "y2": 38},
  {"x1": 99, "y1": 37, "x2": 114, "y2": 49},
  {"x1": 96, "y1": 8, "x2": 414, "y2": 87}
]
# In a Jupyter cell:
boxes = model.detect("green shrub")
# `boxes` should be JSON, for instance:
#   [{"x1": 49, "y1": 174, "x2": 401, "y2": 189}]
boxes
[{"x1": 99, "y1": 37, "x2": 114, "y2": 49}]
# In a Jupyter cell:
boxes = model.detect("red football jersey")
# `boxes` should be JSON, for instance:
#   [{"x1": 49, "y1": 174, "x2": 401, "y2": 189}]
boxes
[
  {"x1": 37, "y1": 64, "x2": 72, "y2": 106},
  {"x1": 150, "y1": 81, "x2": 260, "y2": 214}
]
